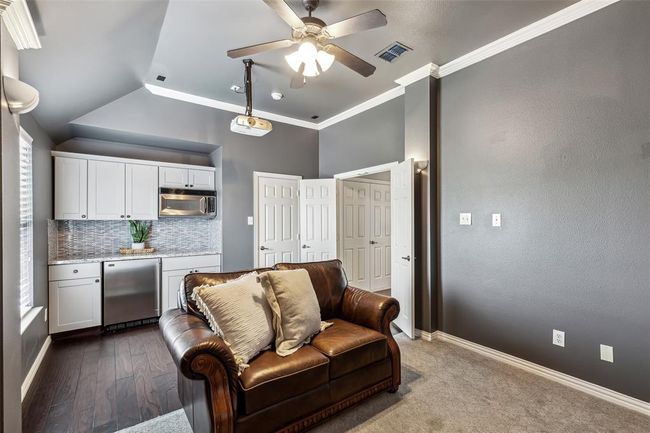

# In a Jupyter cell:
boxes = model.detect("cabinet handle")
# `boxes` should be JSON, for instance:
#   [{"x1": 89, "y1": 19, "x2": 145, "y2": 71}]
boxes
[
  {"x1": 185, "y1": 184, "x2": 189, "y2": 187},
  {"x1": 190, "y1": 185, "x2": 194, "y2": 187},
  {"x1": 120, "y1": 215, "x2": 125, "y2": 219},
  {"x1": 73, "y1": 269, "x2": 78, "y2": 273},
  {"x1": 195, "y1": 269, "x2": 199, "y2": 273},
  {"x1": 95, "y1": 279, "x2": 100, "y2": 283},
  {"x1": 126, "y1": 215, "x2": 131, "y2": 218},
  {"x1": 81, "y1": 215, "x2": 86, "y2": 219}
]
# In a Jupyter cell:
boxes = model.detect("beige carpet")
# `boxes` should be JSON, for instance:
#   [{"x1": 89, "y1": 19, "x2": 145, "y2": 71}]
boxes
[{"x1": 118, "y1": 334, "x2": 650, "y2": 433}]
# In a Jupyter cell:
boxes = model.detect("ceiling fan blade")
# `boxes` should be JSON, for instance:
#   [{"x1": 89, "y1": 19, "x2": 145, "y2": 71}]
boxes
[
  {"x1": 290, "y1": 64, "x2": 306, "y2": 89},
  {"x1": 324, "y1": 9, "x2": 387, "y2": 39},
  {"x1": 262, "y1": 0, "x2": 305, "y2": 29},
  {"x1": 227, "y1": 39, "x2": 295, "y2": 58},
  {"x1": 323, "y1": 44, "x2": 376, "y2": 77}
]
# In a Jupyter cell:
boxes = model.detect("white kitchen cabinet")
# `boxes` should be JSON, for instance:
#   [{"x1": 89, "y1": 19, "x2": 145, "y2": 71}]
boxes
[
  {"x1": 54, "y1": 157, "x2": 88, "y2": 220},
  {"x1": 161, "y1": 254, "x2": 221, "y2": 313},
  {"x1": 189, "y1": 169, "x2": 215, "y2": 190},
  {"x1": 159, "y1": 166, "x2": 189, "y2": 189},
  {"x1": 88, "y1": 160, "x2": 126, "y2": 220},
  {"x1": 49, "y1": 263, "x2": 102, "y2": 334},
  {"x1": 126, "y1": 164, "x2": 159, "y2": 220}
]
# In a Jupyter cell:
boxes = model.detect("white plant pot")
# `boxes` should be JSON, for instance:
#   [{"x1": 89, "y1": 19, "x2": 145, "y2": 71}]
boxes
[{"x1": 131, "y1": 242, "x2": 145, "y2": 250}]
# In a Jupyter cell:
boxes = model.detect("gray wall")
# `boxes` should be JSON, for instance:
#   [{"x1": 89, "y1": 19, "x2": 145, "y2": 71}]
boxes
[
  {"x1": 439, "y1": 1, "x2": 650, "y2": 402},
  {"x1": 20, "y1": 115, "x2": 53, "y2": 381},
  {"x1": 1, "y1": 20, "x2": 23, "y2": 433},
  {"x1": 318, "y1": 96, "x2": 404, "y2": 178},
  {"x1": 58, "y1": 88, "x2": 319, "y2": 271}
]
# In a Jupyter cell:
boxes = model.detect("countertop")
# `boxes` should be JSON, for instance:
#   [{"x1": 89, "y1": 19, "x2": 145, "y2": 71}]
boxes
[{"x1": 48, "y1": 250, "x2": 221, "y2": 265}]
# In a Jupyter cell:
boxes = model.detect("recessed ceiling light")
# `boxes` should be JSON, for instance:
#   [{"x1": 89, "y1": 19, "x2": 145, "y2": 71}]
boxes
[
  {"x1": 271, "y1": 91, "x2": 284, "y2": 101},
  {"x1": 156, "y1": 75, "x2": 166, "y2": 82},
  {"x1": 311, "y1": 115, "x2": 319, "y2": 120}
]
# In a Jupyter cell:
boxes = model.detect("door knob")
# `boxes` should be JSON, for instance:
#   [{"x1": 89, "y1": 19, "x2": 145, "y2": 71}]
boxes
[
  {"x1": 401, "y1": 255, "x2": 411, "y2": 262},
  {"x1": 370, "y1": 240, "x2": 378, "y2": 245},
  {"x1": 302, "y1": 245, "x2": 311, "y2": 249},
  {"x1": 260, "y1": 246, "x2": 269, "y2": 251}
]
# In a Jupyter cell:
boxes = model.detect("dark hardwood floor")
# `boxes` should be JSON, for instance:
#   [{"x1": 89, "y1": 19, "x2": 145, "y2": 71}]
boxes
[{"x1": 22, "y1": 324, "x2": 181, "y2": 433}]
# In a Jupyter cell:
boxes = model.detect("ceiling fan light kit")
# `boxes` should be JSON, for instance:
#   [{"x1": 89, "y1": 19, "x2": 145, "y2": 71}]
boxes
[{"x1": 227, "y1": 0, "x2": 386, "y2": 85}]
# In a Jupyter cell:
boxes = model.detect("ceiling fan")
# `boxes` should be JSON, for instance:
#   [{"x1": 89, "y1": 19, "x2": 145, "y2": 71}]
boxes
[{"x1": 227, "y1": 0, "x2": 387, "y2": 88}]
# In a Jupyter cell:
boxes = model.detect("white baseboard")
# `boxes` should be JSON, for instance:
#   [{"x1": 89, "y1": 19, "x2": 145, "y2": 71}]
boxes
[
  {"x1": 21, "y1": 335, "x2": 51, "y2": 402},
  {"x1": 429, "y1": 331, "x2": 650, "y2": 417}
]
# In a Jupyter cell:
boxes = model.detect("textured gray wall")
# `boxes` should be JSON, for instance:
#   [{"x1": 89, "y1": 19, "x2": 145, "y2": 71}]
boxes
[
  {"x1": 440, "y1": 1, "x2": 650, "y2": 402},
  {"x1": 20, "y1": 115, "x2": 53, "y2": 382},
  {"x1": 318, "y1": 96, "x2": 404, "y2": 177}
]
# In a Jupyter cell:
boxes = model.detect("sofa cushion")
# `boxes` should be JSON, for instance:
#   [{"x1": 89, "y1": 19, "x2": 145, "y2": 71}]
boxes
[
  {"x1": 238, "y1": 345, "x2": 330, "y2": 415},
  {"x1": 311, "y1": 319, "x2": 387, "y2": 379},
  {"x1": 274, "y1": 260, "x2": 347, "y2": 320}
]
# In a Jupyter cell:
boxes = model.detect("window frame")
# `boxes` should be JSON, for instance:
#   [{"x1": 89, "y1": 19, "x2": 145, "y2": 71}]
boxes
[{"x1": 19, "y1": 127, "x2": 34, "y2": 318}]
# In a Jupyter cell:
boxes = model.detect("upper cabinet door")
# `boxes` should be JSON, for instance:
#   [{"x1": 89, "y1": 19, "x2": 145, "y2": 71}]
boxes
[
  {"x1": 126, "y1": 164, "x2": 159, "y2": 220},
  {"x1": 54, "y1": 157, "x2": 88, "y2": 220},
  {"x1": 159, "y1": 167, "x2": 189, "y2": 189},
  {"x1": 189, "y1": 169, "x2": 215, "y2": 190},
  {"x1": 88, "y1": 160, "x2": 126, "y2": 220}
]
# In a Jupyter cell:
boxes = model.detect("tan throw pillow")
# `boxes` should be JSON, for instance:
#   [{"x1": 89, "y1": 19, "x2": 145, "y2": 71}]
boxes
[
  {"x1": 192, "y1": 272, "x2": 274, "y2": 373},
  {"x1": 257, "y1": 269, "x2": 332, "y2": 357}
]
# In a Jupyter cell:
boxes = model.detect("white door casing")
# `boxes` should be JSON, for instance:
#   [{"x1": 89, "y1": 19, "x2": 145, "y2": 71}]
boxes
[
  {"x1": 391, "y1": 159, "x2": 415, "y2": 338},
  {"x1": 370, "y1": 183, "x2": 391, "y2": 291},
  {"x1": 126, "y1": 164, "x2": 159, "y2": 220},
  {"x1": 341, "y1": 181, "x2": 371, "y2": 290},
  {"x1": 255, "y1": 173, "x2": 301, "y2": 268},
  {"x1": 299, "y1": 179, "x2": 337, "y2": 262},
  {"x1": 88, "y1": 160, "x2": 126, "y2": 220}
]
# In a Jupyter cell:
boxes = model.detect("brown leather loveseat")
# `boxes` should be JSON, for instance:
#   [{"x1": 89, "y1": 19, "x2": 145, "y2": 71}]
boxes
[{"x1": 160, "y1": 260, "x2": 401, "y2": 433}]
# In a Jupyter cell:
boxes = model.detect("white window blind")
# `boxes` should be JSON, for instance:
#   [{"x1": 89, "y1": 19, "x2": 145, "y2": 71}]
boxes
[{"x1": 20, "y1": 129, "x2": 34, "y2": 317}]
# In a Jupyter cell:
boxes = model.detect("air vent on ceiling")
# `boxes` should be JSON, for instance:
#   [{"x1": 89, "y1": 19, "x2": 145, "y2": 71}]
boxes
[{"x1": 375, "y1": 42, "x2": 412, "y2": 63}]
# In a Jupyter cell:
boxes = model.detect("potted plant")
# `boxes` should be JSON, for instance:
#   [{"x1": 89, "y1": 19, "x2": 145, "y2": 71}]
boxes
[{"x1": 128, "y1": 220, "x2": 150, "y2": 250}]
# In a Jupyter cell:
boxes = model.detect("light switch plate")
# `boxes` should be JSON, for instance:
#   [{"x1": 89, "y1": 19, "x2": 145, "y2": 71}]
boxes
[
  {"x1": 600, "y1": 344, "x2": 614, "y2": 363},
  {"x1": 492, "y1": 213, "x2": 502, "y2": 227},
  {"x1": 247, "y1": 216, "x2": 254, "y2": 226},
  {"x1": 459, "y1": 213, "x2": 472, "y2": 226}
]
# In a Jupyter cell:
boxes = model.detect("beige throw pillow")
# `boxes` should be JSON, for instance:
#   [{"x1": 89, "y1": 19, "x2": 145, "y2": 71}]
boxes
[
  {"x1": 192, "y1": 272, "x2": 274, "y2": 373},
  {"x1": 257, "y1": 269, "x2": 332, "y2": 357}
]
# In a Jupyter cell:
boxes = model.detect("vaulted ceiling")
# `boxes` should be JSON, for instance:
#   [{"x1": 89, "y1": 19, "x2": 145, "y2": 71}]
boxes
[{"x1": 21, "y1": 0, "x2": 576, "y2": 145}]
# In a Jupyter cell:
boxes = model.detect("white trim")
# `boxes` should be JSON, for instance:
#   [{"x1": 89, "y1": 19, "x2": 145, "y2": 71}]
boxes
[
  {"x1": 432, "y1": 331, "x2": 650, "y2": 417},
  {"x1": 334, "y1": 161, "x2": 398, "y2": 180},
  {"x1": 341, "y1": 178, "x2": 390, "y2": 186},
  {"x1": 317, "y1": 86, "x2": 405, "y2": 130},
  {"x1": 252, "y1": 171, "x2": 302, "y2": 268},
  {"x1": 394, "y1": 63, "x2": 440, "y2": 86},
  {"x1": 145, "y1": 83, "x2": 319, "y2": 130},
  {"x1": 438, "y1": 0, "x2": 620, "y2": 77},
  {"x1": 1, "y1": 0, "x2": 41, "y2": 50},
  {"x1": 414, "y1": 328, "x2": 435, "y2": 342},
  {"x1": 21, "y1": 335, "x2": 51, "y2": 402},
  {"x1": 20, "y1": 306, "x2": 42, "y2": 335},
  {"x1": 51, "y1": 150, "x2": 216, "y2": 172}
]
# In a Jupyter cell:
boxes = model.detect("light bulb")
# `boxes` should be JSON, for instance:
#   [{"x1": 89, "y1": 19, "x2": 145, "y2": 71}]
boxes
[
  {"x1": 298, "y1": 41, "x2": 317, "y2": 61},
  {"x1": 316, "y1": 50, "x2": 335, "y2": 72},
  {"x1": 303, "y1": 60, "x2": 320, "y2": 77},
  {"x1": 285, "y1": 50, "x2": 303, "y2": 73}
]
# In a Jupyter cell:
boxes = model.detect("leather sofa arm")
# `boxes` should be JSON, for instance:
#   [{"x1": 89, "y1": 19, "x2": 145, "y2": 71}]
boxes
[
  {"x1": 159, "y1": 309, "x2": 238, "y2": 430},
  {"x1": 340, "y1": 286, "x2": 400, "y2": 334}
]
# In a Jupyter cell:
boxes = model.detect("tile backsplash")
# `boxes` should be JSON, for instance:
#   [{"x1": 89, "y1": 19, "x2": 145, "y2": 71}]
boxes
[{"x1": 49, "y1": 218, "x2": 222, "y2": 260}]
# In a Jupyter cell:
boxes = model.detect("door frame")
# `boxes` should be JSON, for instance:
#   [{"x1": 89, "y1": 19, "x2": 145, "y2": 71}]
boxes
[
  {"x1": 333, "y1": 161, "x2": 398, "y2": 180},
  {"x1": 253, "y1": 171, "x2": 302, "y2": 268}
]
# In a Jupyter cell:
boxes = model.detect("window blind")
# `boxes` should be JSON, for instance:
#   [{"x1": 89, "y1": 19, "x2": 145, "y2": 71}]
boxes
[{"x1": 20, "y1": 131, "x2": 34, "y2": 317}]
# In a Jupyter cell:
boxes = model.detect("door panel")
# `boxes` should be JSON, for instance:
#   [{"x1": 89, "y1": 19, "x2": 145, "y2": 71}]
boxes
[
  {"x1": 391, "y1": 159, "x2": 415, "y2": 338},
  {"x1": 160, "y1": 167, "x2": 188, "y2": 188},
  {"x1": 189, "y1": 169, "x2": 215, "y2": 190},
  {"x1": 88, "y1": 160, "x2": 126, "y2": 220},
  {"x1": 126, "y1": 164, "x2": 159, "y2": 220},
  {"x1": 299, "y1": 179, "x2": 337, "y2": 262},
  {"x1": 257, "y1": 175, "x2": 300, "y2": 267},
  {"x1": 370, "y1": 183, "x2": 391, "y2": 291},
  {"x1": 341, "y1": 181, "x2": 370, "y2": 289},
  {"x1": 54, "y1": 157, "x2": 87, "y2": 220}
]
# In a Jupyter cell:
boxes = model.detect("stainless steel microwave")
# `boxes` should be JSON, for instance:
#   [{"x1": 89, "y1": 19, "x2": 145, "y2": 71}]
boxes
[{"x1": 159, "y1": 188, "x2": 217, "y2": 218}]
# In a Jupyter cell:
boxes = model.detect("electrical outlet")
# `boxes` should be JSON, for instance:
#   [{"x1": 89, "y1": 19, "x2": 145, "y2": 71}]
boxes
[
  {"x1": 553, "y1": 329, "x2": 565, "y2": 347},
  {"x1": 459, "y1": 213, "x2": 472, "y2": 226},
  {"x1": 600, "y1": 344, "x2": 614, "y2": 363},
  {"x1": 247, "y1": 216, "x2": 254, "y2": 226},
  {"x1": 492, "y1": 213, "x2": 501, "y2": 227},
  {"x1": 44, "y1": 308, "x2": 48, "y2": 322}
]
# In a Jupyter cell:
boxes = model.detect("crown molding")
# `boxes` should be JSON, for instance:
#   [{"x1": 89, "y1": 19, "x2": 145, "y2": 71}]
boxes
[
  {"x1": 394, "y1": 63, "x2": 440, "y2": 86},
  {"x1": 145, "y1": 83, "x2": 319, "y2": 130},
  {"x1": 317, "y1": 86, "x2": 405, "y2": 130},
  {"x1": 1, "y1": 0, "x2": 41, "y2": 50},
  {"x1": 438, "y1": 0, "x2": 620, "y2": 77}
]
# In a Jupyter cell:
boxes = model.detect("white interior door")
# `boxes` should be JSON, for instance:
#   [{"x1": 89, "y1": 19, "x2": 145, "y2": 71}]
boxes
[
  {"x1": 255, "y1": 174, "x2": 301, "y2": 267},
  {"x1": 370, "y1": 183, "x2": 391, "y2": 291},
  {"x1": 391, "y1": 159, "x2": 415, "y2": 338},
  {"x1": 299, "y1": 179, "x2": 337, "y2": 262},
  {"x1": 341, "y1": 181, "x2": 371, "y2": 289}
]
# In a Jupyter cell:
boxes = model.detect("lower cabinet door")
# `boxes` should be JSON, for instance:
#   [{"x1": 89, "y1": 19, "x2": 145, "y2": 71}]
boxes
[
  {"x1": 162, "y1": 269, "x2": 191, "y2": 313},
  {"x1": 49, "y1": 278, "x2": 102, "y2": 333}
]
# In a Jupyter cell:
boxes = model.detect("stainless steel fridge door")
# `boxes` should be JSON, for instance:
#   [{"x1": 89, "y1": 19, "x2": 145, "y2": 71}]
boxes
[{"x1": 103, "y1": 258, "x2": 160, "y2": 326}]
